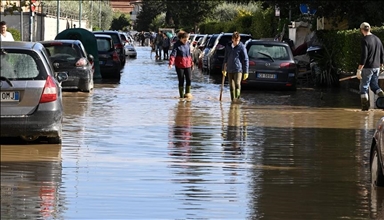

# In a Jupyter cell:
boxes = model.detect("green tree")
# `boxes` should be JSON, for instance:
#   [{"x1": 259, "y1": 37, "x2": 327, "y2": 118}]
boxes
[
  {"x1": 135, "y1": 0, "x2": 219, "y2": 32},
  {"x1": 41, "y1": 0, "x2": 113, "y2": 30},
  {"x1": 110, "y1": 13, "x2": 131, "y2": 31},
  {"x1": 135, "y1": 0, "x2": 164, "y2": 31},
  {"x1": 260, "y1": 0, "x2": 384, "y2": 28}
]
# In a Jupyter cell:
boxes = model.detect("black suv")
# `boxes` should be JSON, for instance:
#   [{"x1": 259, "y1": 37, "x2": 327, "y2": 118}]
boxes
[
  {"x1": 206, "y1": 32, "x2": 252, "y2": 74},
  {"x1": 92, "y1": 30, "x2": 126, "y2": 67}
]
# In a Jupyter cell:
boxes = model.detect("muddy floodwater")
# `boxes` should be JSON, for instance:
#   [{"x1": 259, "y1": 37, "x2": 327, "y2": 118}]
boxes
[{"x1": 1, "y1": 46, "x2": 384, "y2": 219}]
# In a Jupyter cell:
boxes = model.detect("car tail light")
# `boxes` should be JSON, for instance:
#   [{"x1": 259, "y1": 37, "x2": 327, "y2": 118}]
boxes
[
  {"x1": 75, "y1": 58, "x2": 87, "y2": 67},
  {"x1": 249, "y1": 61, "x2": 256, "y2": 66},
  {"x1": 216, "y1": 44, "x2": 225, "y2": 50},
  {"x1": 39, "y1": 76, "x2": 57, "y2": 103},
  {"x1": 115, "y1": 44, "x2": 123, "y2": 49},
  {"x1": 112, "y1": 51, "x2": 120, "y2": 61},
  {"x1": 280, "y1": 62, "x2": 296, "y2": 68}
]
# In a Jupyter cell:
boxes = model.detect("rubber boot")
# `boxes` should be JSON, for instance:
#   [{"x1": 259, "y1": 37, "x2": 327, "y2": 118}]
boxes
[
  {"x1": 230, "y1": 90, "x2": 235, "y2": 101},
  {"x1": 179, "y1": 87, "x2": 184, "y2": 98},
  {"x1": 232, "y1": 89, "x2": 241, "y2": 103},
  {"x1": 361, "y1": 94, "x2": 369, "y2": 111},
  {"x1": 185, "y1": 86, "x2": 191, "y2": 94},
  {"x1": 235, "y1": 89, "x2": 241, "y2": 99}
]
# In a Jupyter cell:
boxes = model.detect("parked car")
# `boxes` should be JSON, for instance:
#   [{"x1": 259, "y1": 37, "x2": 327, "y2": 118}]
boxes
[
  {"x1": 119, "y1": 32, "x2": 130, "y2": 44},
  {"x1": 370, "y1": 97, "x2": 384, "y2": 187},
  {"x1": 55, "y1": 28, "x2": 102, "y2": 79},
  {"x1": 202, "y1": 33, "x2": 220, "y2": 72},
  {"x1": 243, "y1": 40, "x2": 298, "y2": 90},
  {"x1": 41, "y1": 40, "x2": 94, "y2": 92},
  {"x1": 0, "y1": 41, "x2": 68, "y2": 144},
  {"x1": 125, "y1": 43, "x2": 137, "y2": 58},
  {"x1": 94, "y1": 34, "x2": 122, "y2": 80},
  {"x1": 190, "y1": 34, "x2": 205, "y2": 62},
  {"x1": 206, "y1": 32, "x2": 252, "y2": 74},
  {"x1": 93, "y1": 30, "x2": 126, "y2": 67},
  {"x1": 192, "y1": 34, "x2": 209, "y2": 66}
]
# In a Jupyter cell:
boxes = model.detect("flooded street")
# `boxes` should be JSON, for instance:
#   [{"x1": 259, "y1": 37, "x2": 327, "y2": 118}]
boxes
[{"x1": 2, "y1": 46, "x2": 384, "y2": 219}]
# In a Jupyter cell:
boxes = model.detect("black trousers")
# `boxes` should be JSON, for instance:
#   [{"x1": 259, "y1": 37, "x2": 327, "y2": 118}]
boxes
[{"x1": 176, "y1": 67, "x2": 192, "y2": 87}]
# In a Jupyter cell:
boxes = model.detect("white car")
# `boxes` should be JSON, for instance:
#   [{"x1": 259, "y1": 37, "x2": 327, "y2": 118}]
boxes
[{"x1": 125, "y1": 43, "x2": 137, "y2": 58}]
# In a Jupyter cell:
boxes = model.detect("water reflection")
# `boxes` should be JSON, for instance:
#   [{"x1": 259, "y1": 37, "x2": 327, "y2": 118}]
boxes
[
  {"x1": 222, "y1": 103, "x2": 247, "y2": 156},
  {"x1": 167, "y1": 102, "x2": 249, "y2": 218},
  {"x1": 168, "y1": 101, "x2": 192, "y2": 157},
  {"x1": 370, "y1": 186, "x2": 384, "y2": 219},
  {"x1": 0, "y1": 144, "x2": 63, "y2": 219}
]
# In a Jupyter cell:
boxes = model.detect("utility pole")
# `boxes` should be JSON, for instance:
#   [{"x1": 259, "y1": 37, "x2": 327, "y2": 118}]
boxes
[
  {"x1": 57, "y1": 0, "x2": 60, "y2": 34},
  {"x1": 90, "y1": 1, "x2": 93, "y2": 29},
  {"x1": 79, "y1": 0, "x2": 82, "y2": 28},
  {"x1": 29, "y1": 0, "x2": 36, "y2": 42},
  {"x1": 20, "y1": 1, "x2": 23, "y2": 41},
  {"x1": 99, "y1": 0, "x2": 101, "y2": 29}
]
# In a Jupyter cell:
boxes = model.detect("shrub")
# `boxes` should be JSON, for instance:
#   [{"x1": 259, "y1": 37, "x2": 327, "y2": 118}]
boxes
[{"x1": 7, "y1": 28, "x2": 21, "y2": 41}]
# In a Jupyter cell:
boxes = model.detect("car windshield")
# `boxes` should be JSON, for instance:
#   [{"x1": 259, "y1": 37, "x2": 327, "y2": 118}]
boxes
[
  {"x1": 1, "y1": 51, "x2": 40, "y2": 79},
  {"x1": 248, "y1": 44, "x2": 289, "y2": 60},
  {"x1": 97, "y1": 38, "x2": 112, "y2": 52}
]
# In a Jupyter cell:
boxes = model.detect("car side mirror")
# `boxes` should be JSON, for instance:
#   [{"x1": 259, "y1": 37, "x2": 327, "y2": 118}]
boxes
[
  {"x1": 57, "y1": 71, "x2": 68, "y2": 83},
  {"x1": 88, "y1": 54, "x2": 94, "y2": 62},
  {"x1": 376, "y1": 97, "x2": 384, "y2": 109}
]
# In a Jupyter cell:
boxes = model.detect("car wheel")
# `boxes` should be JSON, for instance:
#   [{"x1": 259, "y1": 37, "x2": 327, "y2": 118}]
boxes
[{"x1": 371, "y1": 144, "x2": 384, "y2": 186}]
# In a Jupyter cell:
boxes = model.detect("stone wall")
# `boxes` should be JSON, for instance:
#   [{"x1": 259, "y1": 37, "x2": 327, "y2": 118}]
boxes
[{"x1": 0, "y1": 12, "x2": 90, "y2": 41}]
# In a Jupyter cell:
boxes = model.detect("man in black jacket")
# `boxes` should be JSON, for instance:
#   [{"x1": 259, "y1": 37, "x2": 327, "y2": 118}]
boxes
[
  {"x1": 154, "y1": 30, "x2": 164, "y2": 60},
  {"x1": 356, "y1": 22, "x2": 384, "y2": 110}
]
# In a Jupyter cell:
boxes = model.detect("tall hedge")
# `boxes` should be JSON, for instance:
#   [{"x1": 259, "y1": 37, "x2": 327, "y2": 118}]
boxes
[
  {"x1": 198, "y1": 6, "x2": 276, "y2": 38},
  {"x1": 316, "y1": 26, "x2": 384, "y2": 74}
]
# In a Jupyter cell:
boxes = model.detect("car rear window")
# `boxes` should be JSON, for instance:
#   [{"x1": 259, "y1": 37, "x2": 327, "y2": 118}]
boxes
[
  {"x1": 94, "y1": 32, "x2": 120, "y2": 44},
  {"x1": 120, "y1": 34, "x2": 127, "y2": 41},
  {"x1": 97, "y1": 38, "x2": 112, "y2": 51},
  {"x1": 240, "y1": 35, "x2": 252, "y2": 43},
  {"x1": 1, "y1": 50, "x2": 41, "y2": 79},
  {"x1": 248, "y1": 44, "x2": 290, "y2": 60},
  {"x1": 44, "y1": 44, "x2": 82, "y2": 59},
  {"x1": 207, "y1": 35, "x2": 219, "y2": 48},
  {"x1": 218, "y1": 35, "x2": 232, "y2": 46}
]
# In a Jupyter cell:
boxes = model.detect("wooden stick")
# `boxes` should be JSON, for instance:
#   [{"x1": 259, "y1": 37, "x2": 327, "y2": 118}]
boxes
[
  {"x1": 219, "y1": 74, "x2": 225, "y2": 101},
  {"x1": 339, "y1": 75, "x2": 357, "y2": 81}
]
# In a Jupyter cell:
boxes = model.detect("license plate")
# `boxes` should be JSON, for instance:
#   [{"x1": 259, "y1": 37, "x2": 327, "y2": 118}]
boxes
[
  {"x1": 1, "y1": 91, "x2": 20, "y2": 102},
  {"x1": 257, "y1": 73, "x2": 276, "y2": 79}
]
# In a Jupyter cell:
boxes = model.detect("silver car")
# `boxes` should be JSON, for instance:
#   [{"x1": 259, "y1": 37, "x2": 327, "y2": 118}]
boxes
[
  {"x1": 125, "y1": 43, "x2": 137, "y2": 58},
  {"x1": 370, "y1": 97, "x2": 384, "y2": 186},
  {"x1": 0, "y1": 41, "x2": 68, "y2": 144}
]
